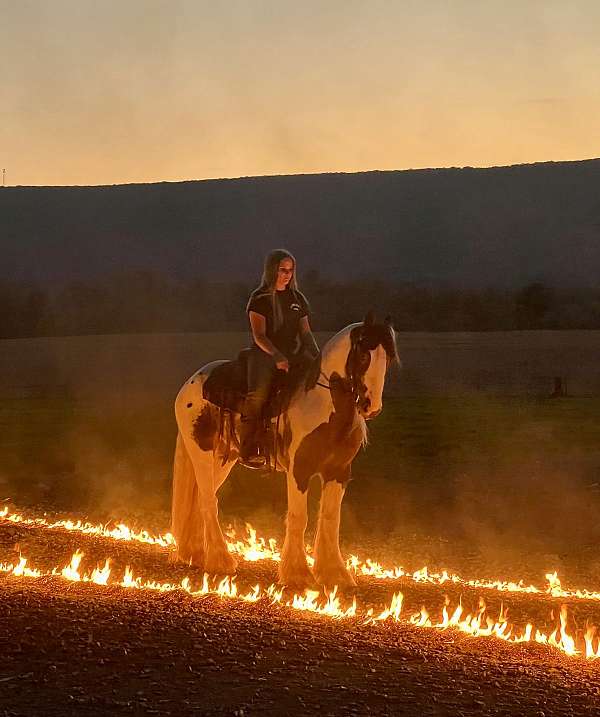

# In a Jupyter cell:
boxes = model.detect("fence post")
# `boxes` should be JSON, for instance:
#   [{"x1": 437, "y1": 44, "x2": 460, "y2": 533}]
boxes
[{"x1": 550, "y1": 376, "x2": 565, "y2": 398}]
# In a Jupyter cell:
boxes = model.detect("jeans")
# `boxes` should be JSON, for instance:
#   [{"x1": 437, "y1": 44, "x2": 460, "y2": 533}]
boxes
[{"x1": 239, "y1": 347, "x2": 276, "y2": 458}]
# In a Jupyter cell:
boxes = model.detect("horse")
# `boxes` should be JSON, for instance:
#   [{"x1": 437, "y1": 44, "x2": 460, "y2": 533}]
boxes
[{"x1": 170, "y1": 312, "x2": 398, "y2": 588}]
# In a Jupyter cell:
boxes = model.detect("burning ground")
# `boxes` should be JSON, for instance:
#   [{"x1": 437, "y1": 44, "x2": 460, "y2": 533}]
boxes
[{"x1": 2, "y1": 504, "x2": 600, "y2": 716}]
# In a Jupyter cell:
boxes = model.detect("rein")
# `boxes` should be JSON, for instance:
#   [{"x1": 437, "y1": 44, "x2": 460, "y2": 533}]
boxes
[
  {"x1": 315, "y1": 370, "x2": 331, "y2": 390},
  {"x1": 315, "y1": 369, "x2": 363, "y2": 405}
]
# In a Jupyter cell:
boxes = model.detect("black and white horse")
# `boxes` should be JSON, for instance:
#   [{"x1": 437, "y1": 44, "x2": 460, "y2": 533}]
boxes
[{"x1": 171, "y1": 314, "x2": 398, "y2": 587}]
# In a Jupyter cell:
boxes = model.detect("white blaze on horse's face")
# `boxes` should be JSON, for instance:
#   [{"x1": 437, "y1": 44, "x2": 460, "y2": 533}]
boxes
[{"x1": 360, "y1": 344, "x2": 387, "y2": 419}]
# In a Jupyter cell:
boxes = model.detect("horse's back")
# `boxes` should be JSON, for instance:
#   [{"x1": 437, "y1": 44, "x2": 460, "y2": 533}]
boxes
[{"x1": 174, "y1": 360, "x2": 228, "y2": 424}]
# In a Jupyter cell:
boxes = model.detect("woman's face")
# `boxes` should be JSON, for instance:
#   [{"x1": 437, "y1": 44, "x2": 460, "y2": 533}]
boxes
[{"x1": 275, "y1": 258, "x2": 294, "y2": 290}]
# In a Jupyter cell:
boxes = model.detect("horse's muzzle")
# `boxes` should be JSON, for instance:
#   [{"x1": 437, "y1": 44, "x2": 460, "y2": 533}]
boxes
[{"x1": 364, "y1": 408, "x2": 382, "y2": 420}]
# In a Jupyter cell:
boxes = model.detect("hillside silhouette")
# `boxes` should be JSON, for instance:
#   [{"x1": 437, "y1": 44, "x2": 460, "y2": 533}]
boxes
[{"x1": 2, "y1": 159, "x2": 600, "y2": 288}]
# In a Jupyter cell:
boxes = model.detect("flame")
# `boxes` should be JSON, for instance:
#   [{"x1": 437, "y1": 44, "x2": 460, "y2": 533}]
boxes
[
  {"x1": 56, "y1": 549, "x2": 84, "y2": 581},
  {"x1": 349, "y1": 555, "x2": 405, "y2": 580},
  {"x1": 0, "y1": 505, "x2": 175, "y2": 548},
  {"x1": 410, "y1": 606, "x2": 432, "y2": 628},
  {"x1": 226, "y1": 524, "x2": 281, "y2": 562},
  {"x1": 0, "y1": 503, "x2": 591, "y2": 604},
  {"x1": 584, "y1": 624, "x2": 600, "y2": 659},
  {"x1": 1, "y1": 555, "x2": 42, "y2": 578},
  {"x1": 544, "y1": 605, "x2": 578, "y2": 657},
  {"x1": 90, "y1": 558, "x2": 111, "y2": 585},
  {"x1": 1, "y1": 549, "x2": 598, "y2": 661},
  {"x1": 364, "y1": 591, "x2": 404, "y2": 624},
  {"x1": 287, "y1": 586, "x2": 356, "y2": 619}
]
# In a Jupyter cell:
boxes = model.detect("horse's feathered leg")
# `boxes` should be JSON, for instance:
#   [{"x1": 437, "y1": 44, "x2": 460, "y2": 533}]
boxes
[
  {"x1": 171, "y1": 432, "x2": 204, "y2": 566},
  {"x1": 313, "y1": 480, "x2": 356, "y2": 588},
  {"x1": 279, "y1": 471, "x2": 314, "y2": 587},
  {"x1": 183, "y1": 435, "x2": 237, "y2": 575}
]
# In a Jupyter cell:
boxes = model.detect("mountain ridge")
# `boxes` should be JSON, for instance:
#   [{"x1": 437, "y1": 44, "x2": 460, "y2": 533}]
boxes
[{"x1": 3, "y1": 158, "x2": 600, "y2": 288}]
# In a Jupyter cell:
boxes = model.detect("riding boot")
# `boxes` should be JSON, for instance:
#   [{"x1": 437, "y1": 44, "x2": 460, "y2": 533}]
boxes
[
  {"x1": 239, "y1": 417, "x2": 265, "y2": 468},
  {"x1": 237, "y1": 348, "x2": 275, "y2": 469}
]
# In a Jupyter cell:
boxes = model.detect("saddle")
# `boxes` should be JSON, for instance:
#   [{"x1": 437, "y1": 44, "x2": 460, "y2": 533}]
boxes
[{"x1": 202, "y1": 348, "x2": 321, "y2": 418}]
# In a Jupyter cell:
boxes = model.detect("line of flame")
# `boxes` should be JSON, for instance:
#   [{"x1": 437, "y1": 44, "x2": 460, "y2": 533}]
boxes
[
  {"x1": 3, "y1": 504, "x2": 600, "y2": 603},
  {"x1": 1, "y1": 550, "x2": 599, "y2": 660}
]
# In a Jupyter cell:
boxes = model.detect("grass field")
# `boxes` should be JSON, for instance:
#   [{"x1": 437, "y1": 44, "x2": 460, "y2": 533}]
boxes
[
  {"x1": 2, "y1": 392, "x2": 600, "y2": 577},
  {"x1": 2, "y1": 331, "x2": 600, "y2": 582},
  {"x1": 2, "y1": 330, "x2": 600, "y2": 399}
]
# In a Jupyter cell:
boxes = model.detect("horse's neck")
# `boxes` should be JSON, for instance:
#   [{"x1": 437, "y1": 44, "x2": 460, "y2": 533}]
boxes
[
  {"x1": 289, "y1": 337, "x2": 348, "y2": 426},
  {"x1": 321, "y1": 338, "x2": 349, "y2": 378}
]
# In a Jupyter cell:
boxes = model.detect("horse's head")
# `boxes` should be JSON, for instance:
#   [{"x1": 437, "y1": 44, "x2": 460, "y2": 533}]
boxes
[{"x1": 344, "y1": 311, "x2": 399, "y2": 419}]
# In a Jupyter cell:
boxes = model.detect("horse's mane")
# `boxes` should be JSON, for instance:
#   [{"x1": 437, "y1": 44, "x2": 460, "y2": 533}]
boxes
[
  {"x1": 324, "y1": 320, "x2": 399, "y2": 363},
  {"x1": 358, "y1": 321, "x2": 398, "y2": 363}
]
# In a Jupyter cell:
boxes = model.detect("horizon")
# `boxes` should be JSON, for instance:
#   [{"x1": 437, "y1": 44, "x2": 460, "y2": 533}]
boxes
[{"x1": 4, "y1": 155, "x2": 600, "y2": 190}]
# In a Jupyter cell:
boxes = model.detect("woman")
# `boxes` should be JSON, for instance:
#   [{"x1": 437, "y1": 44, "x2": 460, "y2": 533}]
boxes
[{"x1": 239, "y1": 249, "x2": 319, "y2": 469}]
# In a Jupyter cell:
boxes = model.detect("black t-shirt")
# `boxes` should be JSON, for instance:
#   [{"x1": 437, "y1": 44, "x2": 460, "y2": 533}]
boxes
[{"x1": 247, "y1": 287, "x2": 310, "y2": 357}]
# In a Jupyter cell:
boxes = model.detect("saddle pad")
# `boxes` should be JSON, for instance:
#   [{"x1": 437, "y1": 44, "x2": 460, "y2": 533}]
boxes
[
  {"x1": 202, "y1": 351, "x2": 321, "y2": 417},
  {"x1": 202, "y1": 355, "x2": 248, "y2": 413}
]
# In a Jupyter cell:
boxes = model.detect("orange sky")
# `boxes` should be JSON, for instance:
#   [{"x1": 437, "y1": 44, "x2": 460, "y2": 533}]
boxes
[{"x1": 2, "y1": 1, "x2": 599, "y2": 186}]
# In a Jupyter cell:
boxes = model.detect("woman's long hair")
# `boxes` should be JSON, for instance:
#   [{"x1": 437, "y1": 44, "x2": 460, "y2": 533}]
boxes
[
  {"x1": 260, "y1": 248, "x2": 299, "y2": 292},
  {"x1": 252, "y1": 249, "x2": 301, "y2": 332}
]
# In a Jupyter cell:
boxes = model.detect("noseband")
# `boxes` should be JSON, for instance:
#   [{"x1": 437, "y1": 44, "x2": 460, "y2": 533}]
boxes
[{"x1": 317, "y1": 324, "x2": 395, "y2": 408}]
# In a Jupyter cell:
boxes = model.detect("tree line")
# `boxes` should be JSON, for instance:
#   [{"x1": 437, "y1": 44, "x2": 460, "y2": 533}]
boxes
[{"x1": 1, "y1": 271, "x2": 600, "y2": 339}]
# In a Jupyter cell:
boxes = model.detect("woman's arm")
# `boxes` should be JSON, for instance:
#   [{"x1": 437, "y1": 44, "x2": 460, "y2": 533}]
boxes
[
  {"x1": 249, "y1": 311, "x2": 289, "y2": 371},
  {"x1": 299, "y1": 316, "x2": 320, "y2": 358}
]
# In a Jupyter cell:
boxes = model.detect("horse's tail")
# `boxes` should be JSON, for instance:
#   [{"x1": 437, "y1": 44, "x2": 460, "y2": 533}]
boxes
[{"x1": 170, "y1": 431, "x2": 203, "y2": 564}]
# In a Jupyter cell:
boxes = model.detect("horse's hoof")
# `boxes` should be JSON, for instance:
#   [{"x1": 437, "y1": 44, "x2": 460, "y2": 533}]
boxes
[
  {"x1": 169, "y1": 549, "x2": 204, "y2": 566},
  {"x1": 204, "y1": 550, "x2": 237, "y2": 576},
  {"x1": 278, "y1": 563, "x2": 315, "y2": 589},
  {"x1": 313, "y1": 565, "x2": 357, "y2": 590},
  {"x1": 189, "y1": 551, "x2": 205, "y2": 569}
]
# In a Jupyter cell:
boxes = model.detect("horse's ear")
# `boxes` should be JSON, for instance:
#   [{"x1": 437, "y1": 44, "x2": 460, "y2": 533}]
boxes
[
  {"x1": 384, "y1": 314, "x2": 394, "y2": 329},
  {"x1": 364, "y1": 310, "x2": 376, "y2": 326}
]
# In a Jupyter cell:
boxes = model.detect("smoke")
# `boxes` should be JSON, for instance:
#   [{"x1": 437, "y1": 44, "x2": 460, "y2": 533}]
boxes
[
  {"x1": 342, "y1": 404, "x2": 600, "y2": 586},
  {"x1": 2, "y1": 330, "x2": 600, "y2": 590}
]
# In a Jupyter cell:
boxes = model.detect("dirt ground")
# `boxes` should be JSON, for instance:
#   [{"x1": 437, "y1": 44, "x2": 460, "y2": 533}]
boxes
[{"x1": 2, "y1": 513, "x2": 600, "y2": 717}]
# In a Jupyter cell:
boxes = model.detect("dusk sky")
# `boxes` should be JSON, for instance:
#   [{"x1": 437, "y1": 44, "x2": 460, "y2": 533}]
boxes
[{"x1": 2, "y1": 0, "x2": 599, "y2": 186}]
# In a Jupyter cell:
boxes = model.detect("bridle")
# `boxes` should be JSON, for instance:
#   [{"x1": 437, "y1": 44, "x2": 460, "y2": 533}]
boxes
[
  {"x1": 315, "y1": 317, "x2": 397, "y2": 408},
  {"x1": 316, "y1": 330, "x2": 383, "y2": 407},
  {"x1": 315, "y1": 372, "x2": 332, "y2": 391}
]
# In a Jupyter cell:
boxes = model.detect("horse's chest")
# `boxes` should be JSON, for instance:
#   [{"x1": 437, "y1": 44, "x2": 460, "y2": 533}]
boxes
[{"x1": 293, "y1": 415, "x2": 363, "y2": 493}]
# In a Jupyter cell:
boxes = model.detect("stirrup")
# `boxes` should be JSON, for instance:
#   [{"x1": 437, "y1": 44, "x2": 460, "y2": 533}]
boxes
[{"x1": 238, "y1": 454, "x2": 266, "y2": 470}]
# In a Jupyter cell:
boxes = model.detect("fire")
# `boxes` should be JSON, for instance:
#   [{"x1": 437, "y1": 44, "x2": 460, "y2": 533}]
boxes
[
  {"x1": 90, "y1": 558, "x2": 112, "y2": 586},
  {"x1": 287, "y1": 586, "x2": 357, "y2": 619},
  {"x1": 585, "y1": 624, "x2": 600, "y2": 659},
  {"x1": 369, "y1": 591, "x2": 587, "y2": 659},
  {"x1": 49, "y1": 550, "x2": 112, "y2": 585},
  {"x1": 0, "y1": 505, "x2": 175, "y2": 548},
  {"x1": 55, "y1": 549, "x2": 84, "y2": 581},
  {"x1": 225, "y1": 524, "x2": 281, "y2": 562},
  {"x1": 348, "y1": 555, "x2": 405, "y2": 580},
  {"x1": 2, "y1": 549, "x2": 599, "y2": 662},
  {"x1": 1, "y1": 555, "x2": 41, "y2": 578},
  {"x1": 364, "y1": 591, "x2": 404, "y2": 623},
  {"x1": 5, "y1": 502, "x2": 597, "y2": 604},
  {"x1": 410, "y1": 606, "x2": 432, "y2": 628},
  {"x1": 538, "y1": 606, "x2": 578, "y2": 657}
]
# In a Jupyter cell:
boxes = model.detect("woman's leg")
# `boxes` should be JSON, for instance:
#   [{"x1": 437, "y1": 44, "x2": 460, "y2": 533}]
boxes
[{"x1": 239, "y1": 348, "x2": 275, "y2": 464}]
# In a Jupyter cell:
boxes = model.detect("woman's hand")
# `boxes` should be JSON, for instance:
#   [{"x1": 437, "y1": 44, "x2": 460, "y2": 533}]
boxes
[{"x1": 274, "y1": 354, "x2": 290, "y2": 372}]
